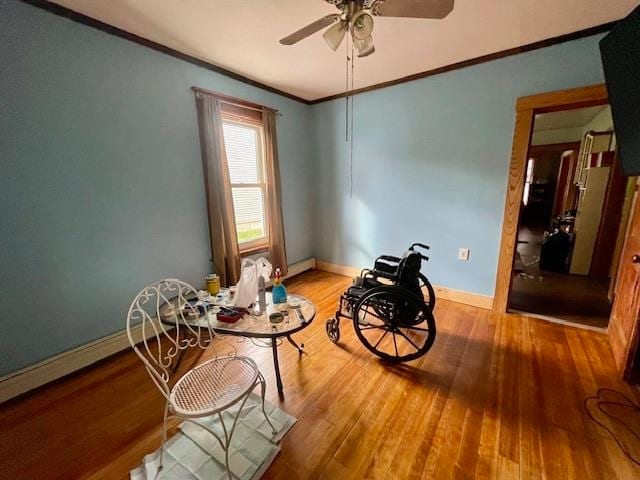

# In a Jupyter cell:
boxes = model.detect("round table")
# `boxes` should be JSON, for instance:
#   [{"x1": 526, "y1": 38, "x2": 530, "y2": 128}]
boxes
[
  {"x1": 162, "y1": 291, "x2": 316, "y2": 397},
  {"x1": 212, "y1": 293, "x2": 315, "y2": 396}
]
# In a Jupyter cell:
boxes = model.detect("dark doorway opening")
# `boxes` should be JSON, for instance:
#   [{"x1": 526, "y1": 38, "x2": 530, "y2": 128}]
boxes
[{"x1": 508, "y1": 105, "x2": 633, "y2": 329}]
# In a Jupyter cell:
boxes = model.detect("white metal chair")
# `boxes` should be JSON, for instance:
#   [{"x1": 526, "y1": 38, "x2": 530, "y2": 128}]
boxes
[{"x1": 126, "y1": 278, "x2": 276, "y2": 478}]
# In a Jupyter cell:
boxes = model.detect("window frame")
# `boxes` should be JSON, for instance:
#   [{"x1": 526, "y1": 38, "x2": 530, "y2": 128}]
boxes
[{"x1": 221, "y1": 114, "x2": 270, "y2": 253}]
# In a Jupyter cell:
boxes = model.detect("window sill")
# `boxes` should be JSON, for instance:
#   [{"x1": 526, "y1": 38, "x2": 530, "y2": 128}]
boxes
[{"x1": 240, "y1": 244, "x2": 269, "y2": 256}]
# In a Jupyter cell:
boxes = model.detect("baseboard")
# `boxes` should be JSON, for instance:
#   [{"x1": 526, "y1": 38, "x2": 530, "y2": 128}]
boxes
[
  {"x1": 315, "y1": 261, "x2": 494, "y2": 310},
  {"x1": 0, "y1": 257, "x2": 316, "y2": 404},
  {"x1": 0, "y1": 319, "x2": 156, "y2": 404},
  {"x1": 284, "y1": 257, "x2": 316, "y2": 280},
  {"x1": 432, "y1": 285, "x2": 494, "y2": 310},
  {"x1": 315, "y1": 261, "x2": 360, "y2": 278}
]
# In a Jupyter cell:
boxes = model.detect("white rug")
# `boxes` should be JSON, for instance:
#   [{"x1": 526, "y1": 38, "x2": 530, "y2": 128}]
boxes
[{"x1": 130, "y1": 393, "x2": 296, "y2": 480}]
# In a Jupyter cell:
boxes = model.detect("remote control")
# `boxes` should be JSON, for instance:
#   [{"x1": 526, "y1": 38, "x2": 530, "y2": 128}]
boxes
[{"x1": 294, "y1": 307, "x2": 307, "y2": 323}]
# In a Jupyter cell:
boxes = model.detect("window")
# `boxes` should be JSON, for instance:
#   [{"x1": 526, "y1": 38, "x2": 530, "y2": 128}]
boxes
[
  {"x1": 523, "y1": 157, "x2": 535, "y2": 206},
  {"x1": 222, "y1": 119, "x2": 269, "y2": 251}
]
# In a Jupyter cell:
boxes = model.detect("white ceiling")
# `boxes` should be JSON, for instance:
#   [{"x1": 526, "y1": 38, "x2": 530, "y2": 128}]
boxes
[
  {"x1": 534, "y1": 106, "x2": 607, "y2": 132},
  {"x1": 50, "y1": 0, "x2": 639, "y2": 101}
]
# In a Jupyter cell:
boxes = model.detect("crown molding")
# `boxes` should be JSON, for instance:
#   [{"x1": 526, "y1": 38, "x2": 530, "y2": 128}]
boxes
[
  {"x1": 309, "y1": 21, "x2": 618, "y2": 104},
  {"x1": 19, "y1": 2, "x2": 619, "y2": 107},
  {"x1": 20, "y1": 0, "x2": 311, "y2": 105}
]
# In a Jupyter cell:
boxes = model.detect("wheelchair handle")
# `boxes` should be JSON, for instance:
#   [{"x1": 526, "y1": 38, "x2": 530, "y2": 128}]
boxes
[{"x1": 410, "y1": 242, "x2": 430, "y2": 251}]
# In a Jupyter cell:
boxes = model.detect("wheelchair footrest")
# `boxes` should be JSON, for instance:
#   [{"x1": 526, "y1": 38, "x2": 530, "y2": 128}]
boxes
[{"x1": 338, "y1": 293, "x2": 353, "y2": 319}]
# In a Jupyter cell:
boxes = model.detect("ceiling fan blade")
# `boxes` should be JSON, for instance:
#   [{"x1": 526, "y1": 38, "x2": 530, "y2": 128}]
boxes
[
  {"x1": 371, "y1": 0, "x2": 454, "y2": 19},
  {"x1": 279, "y1": 14, "x2": 341, "y2": 45},
  {"x1": 323, "y1": 20, "x2": 348, "y2": 50},
  {"x1": 354, "y1": 35, "x2": 375, "y2": 57}
]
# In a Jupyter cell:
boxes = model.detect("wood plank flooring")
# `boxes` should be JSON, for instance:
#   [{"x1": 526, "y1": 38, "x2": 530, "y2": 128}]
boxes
[{"x1": 0, "y1": 270, "x2": 639, "y2": 479}]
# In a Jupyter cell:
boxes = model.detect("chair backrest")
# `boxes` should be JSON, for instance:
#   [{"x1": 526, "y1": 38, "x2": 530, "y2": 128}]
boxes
[{"x1": 126, "y1": 278, "x2": 214, "y2": 398}]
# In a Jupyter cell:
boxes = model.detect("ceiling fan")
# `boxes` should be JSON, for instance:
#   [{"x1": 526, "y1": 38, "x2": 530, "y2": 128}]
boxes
[{"x1": 279, "y1": 0, "x2": 455, "y2": 57}]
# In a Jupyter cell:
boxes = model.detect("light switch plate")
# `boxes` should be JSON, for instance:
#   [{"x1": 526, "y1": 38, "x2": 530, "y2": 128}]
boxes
[{"x1": 458, "y1": 248, "x2": 470, "y2": 261}]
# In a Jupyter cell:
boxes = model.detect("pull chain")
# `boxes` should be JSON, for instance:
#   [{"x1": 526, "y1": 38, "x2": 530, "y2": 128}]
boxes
[
  {"x1": 344, "y1": 32, "x2": 356, "y2": 197},
  {"x1": 345, "y1": 35, "x2": 350, "y2": 142},
  {"x1": 350, "y1": 42, "x2": 355, "y2": 197}
]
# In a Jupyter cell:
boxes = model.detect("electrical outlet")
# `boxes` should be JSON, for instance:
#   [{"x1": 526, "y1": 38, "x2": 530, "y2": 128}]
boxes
[{"x1": 458, "y1": 248, "x2": 470, "y2": 262}]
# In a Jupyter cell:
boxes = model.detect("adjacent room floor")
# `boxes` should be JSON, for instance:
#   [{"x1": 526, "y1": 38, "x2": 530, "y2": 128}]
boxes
[
  {"x1": 1, "y1": 270, "x2": 638, "y2": 479},
  {"x1": 510, "y1": 226, "x2": 612, "y2": 328}
]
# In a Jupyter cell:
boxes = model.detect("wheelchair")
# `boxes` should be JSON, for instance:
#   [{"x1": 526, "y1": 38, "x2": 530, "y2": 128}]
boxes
[{"x1": 325, "y1": 243, "x2": 437, "y2": 362}]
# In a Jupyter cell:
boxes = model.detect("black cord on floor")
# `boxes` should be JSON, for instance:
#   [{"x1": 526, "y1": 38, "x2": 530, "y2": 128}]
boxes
[{"x1": 584, "y1": 388, "x2": 640, "y2": 466}]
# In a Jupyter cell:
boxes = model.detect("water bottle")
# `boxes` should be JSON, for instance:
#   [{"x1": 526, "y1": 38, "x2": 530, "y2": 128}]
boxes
[
  {"x1": 257, "y1": 275, "x2": 266, "y2": 314},
  {"x1": 272, "y1": 268, "x2": 288, "y2": 304}
]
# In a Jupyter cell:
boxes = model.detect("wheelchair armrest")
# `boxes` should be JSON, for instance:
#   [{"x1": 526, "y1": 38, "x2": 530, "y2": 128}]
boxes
[
  {"x1": 362, "y1": 268, "x2": 394, "y2": 286},
  {"x1": 360, "y1": 268, "x2": 375, "y2": 278}
]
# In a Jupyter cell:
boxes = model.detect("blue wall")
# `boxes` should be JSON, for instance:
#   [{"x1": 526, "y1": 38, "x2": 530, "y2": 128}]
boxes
[
  {"x1": 310, "y1": 35, "x2": 607, "y2": 296},
  {"x1": 0, "y1": 1, "x2": 314, "y2": 376}
]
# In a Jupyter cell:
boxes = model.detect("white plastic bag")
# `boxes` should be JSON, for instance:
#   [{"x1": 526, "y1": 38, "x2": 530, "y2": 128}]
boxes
[{"x1": 233, "y1": 257, "x2": 272, "y2": 308}]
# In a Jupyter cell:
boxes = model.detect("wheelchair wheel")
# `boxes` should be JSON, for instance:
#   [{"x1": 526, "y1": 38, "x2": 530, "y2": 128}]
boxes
[
  {"x1": 326, "y1": 318, "x2": 340, "y2": 343},
  {"x1": 353, "y1": 285, "x2": 436, "y2": 362},
  {"x1": 419, "y1": 273, "x2": 436, "y2": 312}
]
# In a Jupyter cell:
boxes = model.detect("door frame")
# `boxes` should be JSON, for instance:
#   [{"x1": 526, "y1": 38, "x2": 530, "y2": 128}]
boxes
[{"x1": 492, "y1": 84, "x2": 609, "y2": 313}]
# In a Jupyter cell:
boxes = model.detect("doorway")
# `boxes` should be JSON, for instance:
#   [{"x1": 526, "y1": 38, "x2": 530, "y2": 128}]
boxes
[
  {"x1": 507, "y1": 104, "x2": 632, "y2": 328},
  {"x1": 492, "y1": 85, "x2": 640, "y2": 329}
]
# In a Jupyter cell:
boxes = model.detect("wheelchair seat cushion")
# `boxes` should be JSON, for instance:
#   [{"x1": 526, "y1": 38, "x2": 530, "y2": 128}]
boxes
[
  {"x1": 347, "y1": 285, "x2": 368, "y2": 298},
  {"x1": 348, "y1": 276, "x2": 382, "y2": 298}
]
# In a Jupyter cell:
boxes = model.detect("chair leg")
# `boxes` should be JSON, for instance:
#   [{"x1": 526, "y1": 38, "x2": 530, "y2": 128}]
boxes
[
  {"x1": 181, "y1": 389, "x2": 264, "y2": 479},
  {"x1": 158, "y1": 401, "x2": 169, "y2": 471},
  {"x1": 224, "y1": 441, "x2": 232, "y2": 480},
  {"x1": 217, "y1": 412, "x2": 234, "y2": 480},
  {"x1": 182, "y1": 417, "x2": 234, "y2": 479},
  {"x1": 258, "y1": 373, "x2": 278, "y2": 435}
]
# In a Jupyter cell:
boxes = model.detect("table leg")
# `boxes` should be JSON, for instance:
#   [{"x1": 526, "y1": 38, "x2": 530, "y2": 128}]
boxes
[
  {"x1": 271, "y1": 338, "x2": 284, "y2": 398},
  {"x1": 286, "y1": 335, "x2": 305, "y2": 355}
]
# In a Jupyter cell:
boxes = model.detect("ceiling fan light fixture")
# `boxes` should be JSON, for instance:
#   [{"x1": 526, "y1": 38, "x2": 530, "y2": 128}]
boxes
[
  {"x1": 354, "y1": 34, "x2": 375, "y2": 57},
  {"x1": 281, "y1": 0, "x2": 455, "y2": 54},
  {"x1": 350, "y1": 10, "x2": 374, "y2": 40},
  {"x1": 323, "y1": 20, "x2": 348, "y2": 50}
]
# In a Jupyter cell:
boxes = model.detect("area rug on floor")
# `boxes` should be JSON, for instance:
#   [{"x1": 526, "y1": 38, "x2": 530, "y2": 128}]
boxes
[{"x1": 130, "y1": 393, "x2": 296, "y2": 480}]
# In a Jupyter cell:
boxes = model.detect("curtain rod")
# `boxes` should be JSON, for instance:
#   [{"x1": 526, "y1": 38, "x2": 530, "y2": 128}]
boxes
[{"x1": 191, "y1": 86, "x2": 279, "y2": 113}]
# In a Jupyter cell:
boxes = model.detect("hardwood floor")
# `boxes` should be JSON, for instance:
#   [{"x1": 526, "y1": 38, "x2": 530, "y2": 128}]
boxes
[{"x1": 1, "y1": 270, "x2": 639, "y2": 479}]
